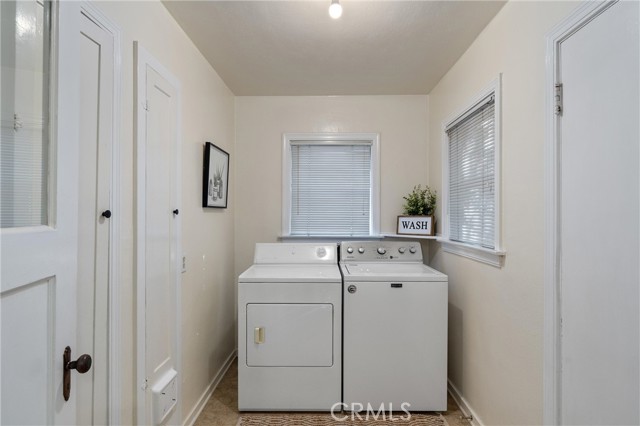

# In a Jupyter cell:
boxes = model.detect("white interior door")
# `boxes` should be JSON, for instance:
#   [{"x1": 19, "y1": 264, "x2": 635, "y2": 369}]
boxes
[
  {"x1": 136, "y1": 46, "x2": 181, "y2": 426},
  {"x1": 76, "y1": 10, "x2": 114, "y2": 425},
  {"x1": 1, "y1": 1, "x2": 81, "y2": 424},
  {"x1": 559, "y1": 1, "x2": 640, "y2": 424}
]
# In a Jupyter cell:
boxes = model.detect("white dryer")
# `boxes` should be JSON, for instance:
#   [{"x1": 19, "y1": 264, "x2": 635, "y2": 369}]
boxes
[
  {"x1": 340, "y1": 241, "x2": 448, "y2": 412},
  {"x1": 238, "y1": 243, "x2": 342, "y2": 411}
]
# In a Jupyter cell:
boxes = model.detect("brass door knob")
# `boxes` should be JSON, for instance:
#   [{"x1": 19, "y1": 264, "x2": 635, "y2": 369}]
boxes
[{"x1": 67, "y1": 353, "x2": 92, "y2": 373}]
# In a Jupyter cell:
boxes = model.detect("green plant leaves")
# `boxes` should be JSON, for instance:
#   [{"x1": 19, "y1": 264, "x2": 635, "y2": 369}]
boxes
[{"x1": 402, "y1": 185, "x2": 437, "y2": 216}]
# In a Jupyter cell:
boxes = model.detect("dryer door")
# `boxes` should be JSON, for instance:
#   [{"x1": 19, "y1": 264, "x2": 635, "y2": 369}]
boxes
[{"x1": 246, "y1": 303, "x2": 333, "y2": 367}]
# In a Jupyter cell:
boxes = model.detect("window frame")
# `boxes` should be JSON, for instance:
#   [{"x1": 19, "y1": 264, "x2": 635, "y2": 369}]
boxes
[
  {"x1": 440, "y1": 76, "x2": 505, "y2": 267},
  {"x1": 281, "y1": 132, "x2": 380, "y2": 238}
]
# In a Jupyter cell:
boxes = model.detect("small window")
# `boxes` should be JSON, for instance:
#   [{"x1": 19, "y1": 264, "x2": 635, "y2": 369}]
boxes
[
  {"x1": 282, "y1": 133, "x2": 380, "y2": 237},
  {"x1": 442, "y1": 77, "x2": 504, "y2": 266},
  {"x1": 447, "y1": 95, "x2": 496, "y2": 248}
]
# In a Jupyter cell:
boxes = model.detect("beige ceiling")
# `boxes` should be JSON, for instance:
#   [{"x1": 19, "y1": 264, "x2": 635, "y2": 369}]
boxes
[{"x1": 163, "y1": 1, "x2": 505, "y2": 96}]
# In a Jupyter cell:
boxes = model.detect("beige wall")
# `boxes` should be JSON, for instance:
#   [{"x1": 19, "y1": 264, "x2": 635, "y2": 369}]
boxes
[
  {"x1": 234, "y1": 95, "x2": 429, "y2": 276},
  {"x1": 94, "y1": 1, "x2": 236, "y2": 423},
  {"x1": 426, "y1": 2, "x2": 576, "y2": 425}
]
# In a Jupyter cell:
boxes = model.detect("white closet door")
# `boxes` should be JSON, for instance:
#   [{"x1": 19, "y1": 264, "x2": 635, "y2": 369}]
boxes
[
  {"x1": 136, "y1": 47, "x2": 181, "y2": 425},
  {"x1": 559, "y1": 1, "x2": 640, "y2": 424},
  {"x1": 76, "y1": 10, "x2": 114, "y2": 425}
]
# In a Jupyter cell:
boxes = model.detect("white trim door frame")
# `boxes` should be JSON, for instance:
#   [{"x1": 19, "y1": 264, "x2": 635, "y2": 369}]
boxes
[
  {"x1": 544, "y1": 1, "x2": 638, "y2": 424},
  {"x1": 134, "y1": 43, "x2": 182, "y2": 426}
]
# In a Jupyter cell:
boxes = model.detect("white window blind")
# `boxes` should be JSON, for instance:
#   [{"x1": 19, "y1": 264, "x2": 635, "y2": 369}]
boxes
[
  {"x1": 447, "y1": 95, "x2": 496, "y2": 249},
  {"x1": 290, "y1": 143, "x2": 371, "y2": 236}
]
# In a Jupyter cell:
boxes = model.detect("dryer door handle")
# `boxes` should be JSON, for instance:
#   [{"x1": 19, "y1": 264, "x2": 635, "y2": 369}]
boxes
[{"x1": 254, "y1": 327, "x2": 265, "y2": 344}]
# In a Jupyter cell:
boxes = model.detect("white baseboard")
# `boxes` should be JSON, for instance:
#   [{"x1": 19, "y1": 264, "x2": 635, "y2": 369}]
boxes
[
  {"x1": 448, "y1": 379, "x2": 484, "y2": 426},
  {"x1": 183, "y1": 349, "x2": 237, "y2": 426}
]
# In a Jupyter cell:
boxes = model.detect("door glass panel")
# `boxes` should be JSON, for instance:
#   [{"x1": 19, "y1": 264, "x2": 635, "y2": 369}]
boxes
[{"x1": 0, "y1": 0, "x2": 51, "y2": 228}]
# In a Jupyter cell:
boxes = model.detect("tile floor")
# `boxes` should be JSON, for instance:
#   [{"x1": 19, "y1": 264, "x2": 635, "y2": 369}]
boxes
[{"x1": 195, "y1": 359, "x2": 471, "y2": 426}]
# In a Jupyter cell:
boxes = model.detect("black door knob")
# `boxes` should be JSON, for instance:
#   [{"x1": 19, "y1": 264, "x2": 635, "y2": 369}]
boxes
[
  {"x1": 173, "y1": 209, "x2": 179, "y2": 215},
  {"x1": 101, "y1": 210, "x2": 112, "y2": 219}
]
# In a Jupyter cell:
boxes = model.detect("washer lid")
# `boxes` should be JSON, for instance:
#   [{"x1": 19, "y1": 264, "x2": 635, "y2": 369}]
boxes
[
  {"x1": 239, "y1": 264, "x2": 342, "y2": 283},
  {"x1": 341, "y1": 262, "x2": 447, "y2": 282}
]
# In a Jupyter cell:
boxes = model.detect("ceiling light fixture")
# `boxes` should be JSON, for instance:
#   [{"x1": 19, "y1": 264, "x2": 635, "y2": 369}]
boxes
[{"x1": 329, "y1": 0, "x2": 342, "y2": 19}]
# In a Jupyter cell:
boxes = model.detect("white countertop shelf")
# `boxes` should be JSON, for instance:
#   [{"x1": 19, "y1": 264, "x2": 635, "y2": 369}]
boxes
[{"x1": 380, "y1": 233, "x2": 438, "y2": 240}]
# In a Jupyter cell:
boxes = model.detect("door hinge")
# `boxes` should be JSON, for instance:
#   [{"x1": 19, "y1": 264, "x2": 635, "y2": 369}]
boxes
[
  {"x1": 555, "y1": 83, "x2": 563, "y2": 116},
  {"x1": 143, "y1": 100, "x2": 150, "y2": 112}
]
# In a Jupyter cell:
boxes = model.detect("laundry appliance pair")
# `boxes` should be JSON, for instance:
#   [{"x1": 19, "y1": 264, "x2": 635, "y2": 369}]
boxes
[{"x1": 237, "y1": 242, "x2": 447, "y2": 412}]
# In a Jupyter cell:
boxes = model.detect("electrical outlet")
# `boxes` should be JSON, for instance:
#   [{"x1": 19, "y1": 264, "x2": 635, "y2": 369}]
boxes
[{"x1": 181, "y1": 254, "x2": 187, "y2": 273}]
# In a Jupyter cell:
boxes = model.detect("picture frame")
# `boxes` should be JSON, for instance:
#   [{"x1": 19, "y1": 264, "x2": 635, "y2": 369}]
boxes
[{"x1": 202, "y1": 142, "x2": 229, "y2": 208}]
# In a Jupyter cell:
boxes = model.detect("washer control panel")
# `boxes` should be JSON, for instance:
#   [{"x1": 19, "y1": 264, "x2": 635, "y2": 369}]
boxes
[
  {"x1": 340, "y1": 241, "x2": 422, "y2": 262},
  {"x1": 254, "y1": 243, "x2": 337, "y2": 264}
]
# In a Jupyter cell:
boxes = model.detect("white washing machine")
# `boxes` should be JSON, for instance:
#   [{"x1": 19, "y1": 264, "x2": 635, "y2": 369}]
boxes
[
  {"x1": 238, "y1": 243, "x2": 342, "y2": 411},
  {"x1": 340, "y1": 241, "x2": 448, "y2": 412}
]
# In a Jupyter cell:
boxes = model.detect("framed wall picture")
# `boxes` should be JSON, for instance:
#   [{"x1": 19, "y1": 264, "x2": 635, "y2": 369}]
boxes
[{"x1": 203, "y1": 142, "x2": 229, "y2": 208}]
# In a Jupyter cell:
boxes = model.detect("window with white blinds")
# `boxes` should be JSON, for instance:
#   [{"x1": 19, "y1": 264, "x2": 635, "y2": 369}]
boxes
[
  {"x1": 0, "y1": 0, "x2": 50, "y2": 228},
  {"x1": 447, "y1": 95, "x2": 496, "y2": 249},
  {"x1": 289, "y1": 142, "x2": 372, "y2": 236}
]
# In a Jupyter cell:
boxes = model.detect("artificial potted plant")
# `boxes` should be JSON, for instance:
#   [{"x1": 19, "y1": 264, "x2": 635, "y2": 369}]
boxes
[{"x1": 397, "y1": 185, "x2": 437, "y2": 236}]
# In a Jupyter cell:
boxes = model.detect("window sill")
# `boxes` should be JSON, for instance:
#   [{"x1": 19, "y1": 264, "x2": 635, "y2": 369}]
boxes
[
  {"x1": 380, "y1": 233, "x2": 438, "y2": 240},
  {"x1": 437, "y1": 238, "x2": 505, "y2": 268},
  {"x1": 278, "y1": 235, "x2": 383, "y2": 242}
]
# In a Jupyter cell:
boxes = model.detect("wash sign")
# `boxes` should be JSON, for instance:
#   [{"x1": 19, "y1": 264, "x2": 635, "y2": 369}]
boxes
[{"x1": 396, "y1": 216, "x2": 434, "y2": 236}]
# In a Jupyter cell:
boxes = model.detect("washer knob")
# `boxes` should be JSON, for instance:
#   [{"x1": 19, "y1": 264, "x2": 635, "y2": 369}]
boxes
[
  {"x1": 377, "y1": 247, "x2": 386, "y2": 255},
  {"x1": 409, "y1": 247, "x2": 417, "y2": 254},
  {"x1": 346, "y1": 247, "x2": 354, "y2": 254},
  {"x1": 358, "y1": 247, "x2": 365, "y2": 254},
  {"x1": 398, "y1": 247, "x2": 406, "y2": 254}
]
